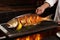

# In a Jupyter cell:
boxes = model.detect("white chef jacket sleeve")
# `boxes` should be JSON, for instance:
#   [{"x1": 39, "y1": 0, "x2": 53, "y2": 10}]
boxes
[{"x1": 45, "y1": 0, "x2": 57, "y2": 7}]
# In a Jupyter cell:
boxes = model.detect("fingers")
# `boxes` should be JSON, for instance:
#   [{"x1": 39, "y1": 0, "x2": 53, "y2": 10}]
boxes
[
  {"x1": 36, "y1": 7, "x2": 44, "y2": 15},
  {"x1": 36, "y1": 2, "x2": 50, "y2": 15},
  {"x1": 36, "y1": 9, "x2": 42, "y2": 14},
  {"x1": 36, "y1": 9, "x2": 43, "y2": 15}
]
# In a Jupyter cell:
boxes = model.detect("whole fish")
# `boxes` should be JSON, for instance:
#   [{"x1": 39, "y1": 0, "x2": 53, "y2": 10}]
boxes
[{"x1": 6, "y1": 14, "x2": 52, "y2": 30}]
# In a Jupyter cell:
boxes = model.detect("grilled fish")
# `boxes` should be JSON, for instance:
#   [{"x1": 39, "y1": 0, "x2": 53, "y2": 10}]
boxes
[{"x1": 6, "y1": 14, "x2": 52, "y2": 30}]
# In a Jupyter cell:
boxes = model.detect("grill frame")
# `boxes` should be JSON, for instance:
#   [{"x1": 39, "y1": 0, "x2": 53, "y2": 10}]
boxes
[{"x1": 0, "y1": 21, "x2": 59, "y2": 39}]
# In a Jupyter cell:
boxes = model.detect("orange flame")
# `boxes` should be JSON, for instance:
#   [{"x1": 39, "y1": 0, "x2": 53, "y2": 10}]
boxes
[
  {"x1": 16, "y1": 34, "x2": 41, "y2": 40},
  {"x1": 35, "y1": 34, "x2": 41, "y2": 40}
]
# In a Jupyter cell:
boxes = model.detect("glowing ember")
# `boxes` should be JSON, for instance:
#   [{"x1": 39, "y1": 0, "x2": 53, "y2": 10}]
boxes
[{"x1": 16, "y1": 34, "x2": 42, "y2": 40}]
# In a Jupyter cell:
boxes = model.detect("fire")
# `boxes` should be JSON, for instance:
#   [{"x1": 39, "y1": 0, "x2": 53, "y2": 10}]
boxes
[
  {"x1": 16, "y1": 34, "x2": 42, "y2": 40},
  {"x1": 35, "y1": 34, "x2": 41, "y2": 40},
  {"x1": 26, "y1": 36, "x2": 30, "y2": 40}
]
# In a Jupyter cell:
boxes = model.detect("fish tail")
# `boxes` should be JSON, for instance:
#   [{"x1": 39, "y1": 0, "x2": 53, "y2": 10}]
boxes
[{"x1": 42, "y1": 14, "x2": 53, "y2": 21}]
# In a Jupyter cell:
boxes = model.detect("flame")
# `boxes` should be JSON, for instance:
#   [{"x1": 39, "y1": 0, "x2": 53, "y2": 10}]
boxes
[
  {"x1": 26, "y1": 36, "x2": 30, "y2": 40},
  {"x1": 35, "y1": 34, "x2": 41, "y2": 40},
  {"x1": 16, "y1": 34, "x2": 41, "y2": 40}
]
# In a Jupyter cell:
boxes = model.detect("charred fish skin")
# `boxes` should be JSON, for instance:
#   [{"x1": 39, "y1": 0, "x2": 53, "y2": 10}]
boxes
[{"x1": 6, "y1": 18, "x2": 18, "y2": 28}]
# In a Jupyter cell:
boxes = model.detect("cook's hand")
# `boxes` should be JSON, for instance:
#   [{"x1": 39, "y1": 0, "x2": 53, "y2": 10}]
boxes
[
  {"x1": 36, "y1": 3, "x2": 50, "y2": 15},
  {"x1": 36, "y1": 6, "x2": 45, "y2": 15}
]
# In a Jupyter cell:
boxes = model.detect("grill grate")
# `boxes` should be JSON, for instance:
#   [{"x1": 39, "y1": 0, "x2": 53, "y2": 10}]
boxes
[{"x1": 0, "y1": 21, "x2": 59, "y2": 38}]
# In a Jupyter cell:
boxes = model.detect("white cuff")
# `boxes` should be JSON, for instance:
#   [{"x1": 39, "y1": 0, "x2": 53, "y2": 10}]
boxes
[{"x1": 45, "y1": 0, "x2": 57, "y2": 7}]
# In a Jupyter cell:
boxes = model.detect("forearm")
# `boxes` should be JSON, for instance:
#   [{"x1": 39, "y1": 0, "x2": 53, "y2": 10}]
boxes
[{"x1": 41, "y1": 2, "x2": 50, "y2": 9}]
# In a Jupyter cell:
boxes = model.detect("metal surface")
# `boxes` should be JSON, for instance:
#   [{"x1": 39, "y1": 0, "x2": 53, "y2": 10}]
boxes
[
  {"x1": 0, "y1": 21, "x2": 59, "y2": 38},
  {"x1": 56, "y1": 31, "x2": 60, "y2": 38},
  {"x1": 0, "y1": 25, "x2": 8, "y2": 34}
]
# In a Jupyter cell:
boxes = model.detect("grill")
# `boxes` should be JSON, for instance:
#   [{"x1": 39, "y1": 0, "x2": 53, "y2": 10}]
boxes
[
  {"x1": 0, "y1": 17, "x2": 60, "y2": 40},
  {"x1": 0, "y1": 0, "x2": 60, "y2": 40}
]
